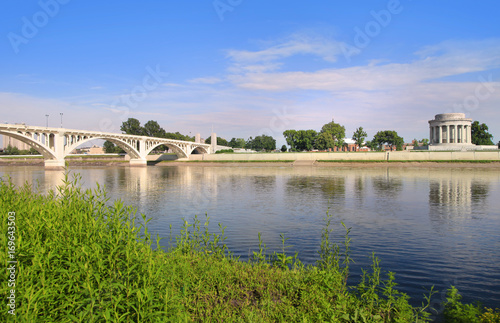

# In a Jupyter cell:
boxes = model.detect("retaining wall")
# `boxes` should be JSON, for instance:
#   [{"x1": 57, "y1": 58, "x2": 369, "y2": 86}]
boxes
[{"x1": 194, "y1": 150, "x2": 500, "y2": 162}]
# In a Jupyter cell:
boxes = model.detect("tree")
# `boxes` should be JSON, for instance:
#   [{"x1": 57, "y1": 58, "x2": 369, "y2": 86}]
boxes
[
  {"x1": 205, "y1": 136, "x2": 229, "y2": 146},
  {"x1": 320, "y1": 120, "x2": 345, "y2": 148},
  {"x1": 103, "y1": 140, "x2": 124, "y2": 153},
  {"x1": 120, "y1": 118, "x2": 143, "y2": 135},
  {"x1": 421, "y1": 138, "x2": 429, "y2": 146},
  {"x1": 283, "y1": 130, "x2": 298, "y2": 150},
  {"x1": 315, "y1": 132, "x2": 335, "y2": 150},
  {"x1": 246, "y1": 135, "x2": 276, "y2": 151},
  {"x1": 228, "y1": 138, "x2": 246, "y2": 148},
  {"x1": 281, "y1": 144, "x2": 287, "y2": 152},
  {"x1": 143, "y1": 120, "x2": 166, "y2": 138},
  {"x1": 365, "y1": 140, "x2": 379, "y2": 151},
  {"x1": 103, "y1": 140, "x2": 116, "y2": 153},
  {"x1": 2, "y1": 145, "x2": 20, "y2": 155},
  {"x1": 471, "y1": 121, "x2": 494, "y2": 145},
  {"x1": 372, "y1": 130, "x2": 404, "y2": 151},
  {"x1": 297, "y1": 130, "x2": 317, "y2": 151},
  {"x1": 352, "y1": 127, "x2": 367, "y2": 149},
  {"x1": 165, "y1": 132, "x2": 193, "y2": 142}
]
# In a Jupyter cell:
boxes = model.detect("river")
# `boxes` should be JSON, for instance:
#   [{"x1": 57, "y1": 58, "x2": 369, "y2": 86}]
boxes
[{"x1": 1, "y1": 164, "x2": 499, "y2": 314}]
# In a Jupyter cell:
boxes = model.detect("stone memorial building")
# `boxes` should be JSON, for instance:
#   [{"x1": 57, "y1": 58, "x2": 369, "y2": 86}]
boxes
[{"x1": 428, "y1": 113, "x2": 475, "y2": 150}]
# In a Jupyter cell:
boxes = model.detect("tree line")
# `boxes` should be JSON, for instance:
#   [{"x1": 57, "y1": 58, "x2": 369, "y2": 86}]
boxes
[
  {"x1": 205, "y1": 134, "x2": 276, "y2": 151},
  {"x1": 282, "y1": 120, "x2": 407, "y2": 151},
  {"x1": 104, "y1": 118, "x2": 196, "y2": 153},
  {"x1": 104, "y1": 118, "x2": 277, "y2": 153},
  {"x1": 0, "y1": 118, "x2": 496, "y2": 155}
]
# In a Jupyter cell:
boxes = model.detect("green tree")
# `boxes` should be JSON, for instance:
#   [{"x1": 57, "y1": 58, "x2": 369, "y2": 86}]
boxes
[
  {"x1": 205, "y1": 136, "x2": 229, "y2": 146},
  {"x1": 143, "y1": 120, "x2": 166, "y2": 138},
  {"x1": 120, "y1": 118, "x2": 143, "y2": 135},
  {"x1": 103, "y1": 140, "x2": 124, "y2": 154},
  {"x1": 281, "y1": 144, "x2": 287, "y2": 152},
  {"x1": 421, "y1": 138, "x2": 429, "y2": 146},
  {"x1": 365, "y1": 140, "x2": 379, "y2": 151},
  {"x1": 315, "y1": 132, "x2": 335, "y2": 150},
  {"x1": 246, "y1": 135, "x2": 276, "y2": 151},
  {"x1": 372, "y1": 130, "x2": 404, "y2": 151},
  {"x1": 103, "y1": 140, "x2": 116, "y2": 153},
  {"x1": 471, "y1": 121, "x2": 494, "y2": 145},
  {"x1": 228, "y1": 138, "x2": 246, "y2": 148},
  {"x1": 165, "y1": 132, "x2": 193, "y2": 142},
  {"x1": 298, "y1": 130, "x2": 317, "y2": 151},
  {"x1": 2, "y1": 145, "x2": 20, "y2": 155},
  {"x1": 283, "y1": 130, "x2": 298, "y2": 150},
  {"x1": 320, "y1": 120, "x2": 345, "y2": 148},
  {"x1": 283, "y1": 129, "x2": 318, "y2": 151},
  {"x1": 352, "y1": 127, "x2": 367, "y2": 149}
]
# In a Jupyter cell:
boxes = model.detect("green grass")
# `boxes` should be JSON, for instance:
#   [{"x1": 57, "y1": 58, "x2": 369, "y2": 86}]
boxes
[
  {"x1": 159, "y1": 160, "x2": 295, "y2": 163},
  {"x1": 0, "y1": 155, "x2": 43, "y2": 159},
  {"x1": 66, "y1": 155, "x2": 126, "y2": 159},
  {"x1": 1, "y1": 172, "x2": 497, "y2": 321},
  {"x1": 317, "y1": 160, "x2": 500, "y2": 163},
  {"x1": 69, "y1": 160, "x2": 129, "y2": 163}
]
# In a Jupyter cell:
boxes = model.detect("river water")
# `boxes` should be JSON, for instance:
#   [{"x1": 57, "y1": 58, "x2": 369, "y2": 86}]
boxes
[{"x1": 1, "y1": 165, "x2": 500, "y2": 313}]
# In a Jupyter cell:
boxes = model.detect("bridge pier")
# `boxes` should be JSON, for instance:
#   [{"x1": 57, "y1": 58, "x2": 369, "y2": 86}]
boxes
[
  {"x1": 44, "y1": 159, "x2": 66, "y2": 169},
  {"x1": 129, "y1": 159, "x2": 148, "y2": 167}
]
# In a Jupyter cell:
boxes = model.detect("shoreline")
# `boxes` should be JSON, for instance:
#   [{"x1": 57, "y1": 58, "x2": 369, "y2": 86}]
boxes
[
  {"x1": 154, "y1": 161, "x2": 500, "y2": 168},
  {"x1": 2, "y1": 158, "x2": 500, "y2": 168}
]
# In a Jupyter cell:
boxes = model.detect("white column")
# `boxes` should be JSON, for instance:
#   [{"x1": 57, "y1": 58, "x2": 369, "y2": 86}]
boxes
[
  {"x1": 429, "y1": 126, "x2": 433, "y2": 144},
  {"x1": 468, "y1": 125, "x2": 472, "y2": 144},
  {"x1": 439, "y1": 126, "x2": 443, "y2": 144},
  {"x1": 445, "y1": 125, "x2": 449, "y2": 143}
]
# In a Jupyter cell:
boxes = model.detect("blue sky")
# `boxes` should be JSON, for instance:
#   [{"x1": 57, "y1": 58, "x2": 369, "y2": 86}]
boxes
[{"x1": 1, "y1": 0, "x2": 499, "y2": 147}]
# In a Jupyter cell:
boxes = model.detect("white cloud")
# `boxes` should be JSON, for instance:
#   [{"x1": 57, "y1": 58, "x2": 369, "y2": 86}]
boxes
[
  {"x1": 227, "y1": 39, "x2": 500, "y2": 92},
  {"x1": 226, "y1": 32, "x2": 348, "y2": 73},
  {"x1": 188, "y1": 77, "x2": 223, "y2": 84}
]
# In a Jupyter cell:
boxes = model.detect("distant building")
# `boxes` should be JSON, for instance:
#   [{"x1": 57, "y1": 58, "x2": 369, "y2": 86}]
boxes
[
  {"x1": 428, "y1": 113, "x2": 497, "y2": 151},
  {"x1": 78, "y1": 145, "x2": 105, "y2": 154},
  {"x1": 2, "y1": 136, "x2": 29, "y2": 151}
]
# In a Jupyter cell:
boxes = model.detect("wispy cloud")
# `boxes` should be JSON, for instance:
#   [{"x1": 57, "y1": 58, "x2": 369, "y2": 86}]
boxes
[
  {"x1": 226, "y1": 32, "x2": 347, "y2": 73},
  {"x1": 227, "y1": 38, "x2": 500, "y2": 92},
  {"x1": 189, "y1": 77, "x2": 224, "y2": 84}
]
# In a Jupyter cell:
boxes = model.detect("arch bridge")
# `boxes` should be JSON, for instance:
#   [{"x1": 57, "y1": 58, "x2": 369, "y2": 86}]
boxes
[{"x1": 0, "y1": 123, "x2": 211, "y2": 168}]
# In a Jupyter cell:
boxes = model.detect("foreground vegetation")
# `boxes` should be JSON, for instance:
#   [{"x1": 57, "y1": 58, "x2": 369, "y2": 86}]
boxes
[{"x1": 1, "y1": 173, "x2": 499, "y2": 321}]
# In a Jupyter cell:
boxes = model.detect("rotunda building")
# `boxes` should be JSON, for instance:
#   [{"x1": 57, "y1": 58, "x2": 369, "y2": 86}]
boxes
[{"x1": 428, "y1": 113, "x2": 474, "y2": 150}]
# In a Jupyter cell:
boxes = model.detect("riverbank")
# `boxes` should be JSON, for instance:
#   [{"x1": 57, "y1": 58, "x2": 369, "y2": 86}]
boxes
[
  {"x1": 2, "y1": 153, "x2": 500, "y2": 168},
  {"x1": 154, "y1": 160, "x2": 500, "y2": 168}
]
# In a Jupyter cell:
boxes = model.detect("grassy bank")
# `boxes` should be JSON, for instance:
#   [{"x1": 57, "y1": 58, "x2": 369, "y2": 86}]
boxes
[
  {"x1": 1, "y1": 173, "x2": 498, "y2": 321},
  {"x1": 317, "y1": 160, "x2": 500, "y2": 163},
  {"x1": 159, "y1": 160, "x2": 295, "y2": 163}
]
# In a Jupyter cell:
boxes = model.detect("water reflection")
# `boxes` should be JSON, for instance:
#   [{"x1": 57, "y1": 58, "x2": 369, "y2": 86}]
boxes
[
  {"x1": 372, "y1": 175, "x2": 403, "y2": 199},
  {"x1": 429, "y1": 171, "x2": 490, "y2": 222}
]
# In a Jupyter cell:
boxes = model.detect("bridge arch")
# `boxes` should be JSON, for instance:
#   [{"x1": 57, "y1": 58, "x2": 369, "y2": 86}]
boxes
[
  {"x1": 144, "y1": 142, "x2": 189, "y2": 159},
  {"x1": 64, "y1": 136, "x2": 141, "y2": 159},
  {"x1": 191, "y1": 146, "x2": 209, "y2": 154},
  {"x1": 0, "y1": 131, "x2": 57, "y2": 160}
]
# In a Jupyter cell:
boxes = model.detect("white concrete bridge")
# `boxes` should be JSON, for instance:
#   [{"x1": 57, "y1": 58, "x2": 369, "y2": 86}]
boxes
[{"x1": 0, "y1": 123, "x2": 212, "y2": 168}]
